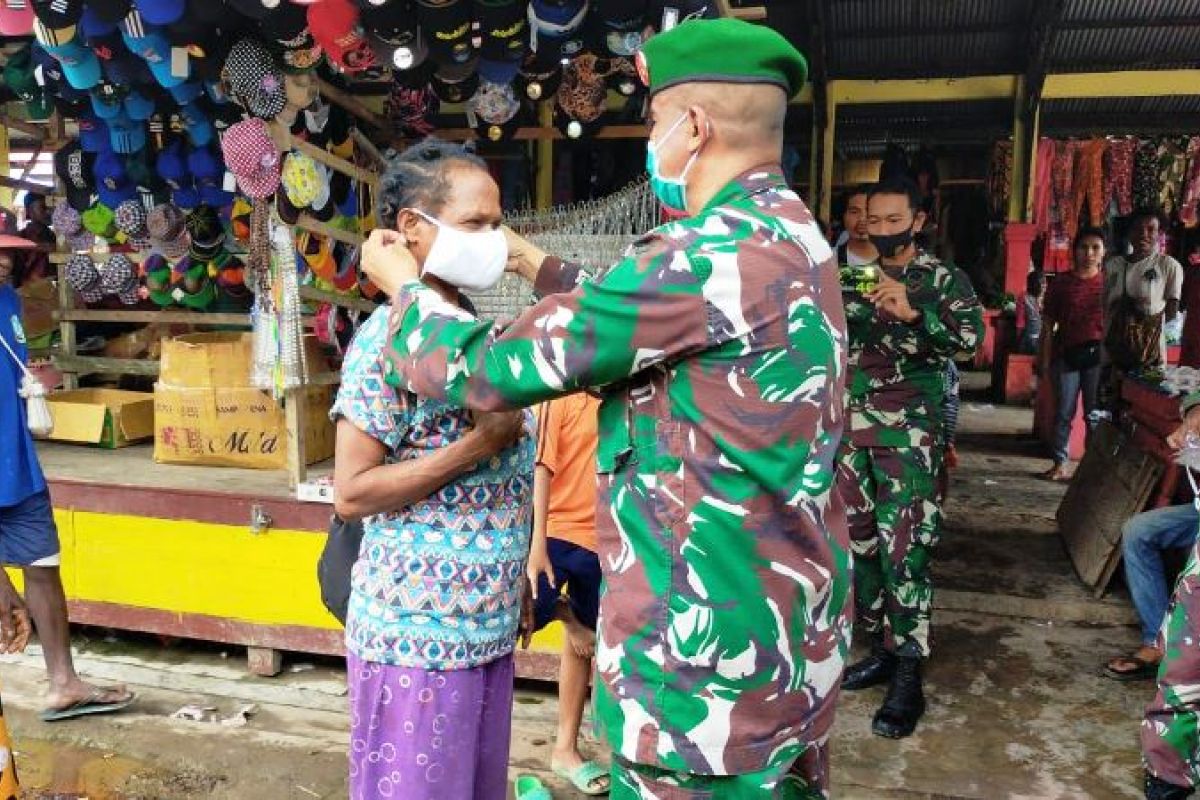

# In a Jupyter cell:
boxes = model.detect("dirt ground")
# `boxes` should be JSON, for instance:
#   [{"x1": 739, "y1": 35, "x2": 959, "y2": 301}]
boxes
[{"x1": 0, "y1": 376, "x2": 1159, "y2": 798}]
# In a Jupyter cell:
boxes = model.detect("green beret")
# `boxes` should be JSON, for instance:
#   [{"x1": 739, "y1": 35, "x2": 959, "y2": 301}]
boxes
[{"x1": 638, "y1": 18, "x2": 808, "y2": 99}]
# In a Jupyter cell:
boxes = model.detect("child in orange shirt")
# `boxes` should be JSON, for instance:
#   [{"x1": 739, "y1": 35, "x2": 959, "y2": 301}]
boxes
[{"x1": 527, "y1": 392, "x2": 606, "y2": 796}]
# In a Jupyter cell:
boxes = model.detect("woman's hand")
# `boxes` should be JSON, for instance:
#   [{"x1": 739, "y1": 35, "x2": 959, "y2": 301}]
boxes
[
  {"x1": 362, "y1": 229, "x2": 420, "y2": 298},
  {"x1": 502, "y1": 226, "x2": 547, "y2": 283}
]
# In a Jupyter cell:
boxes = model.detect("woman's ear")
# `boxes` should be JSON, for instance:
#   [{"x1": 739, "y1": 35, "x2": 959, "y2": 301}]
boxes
[{"x1": 396, "y1": 209, "x2": 420, "y2": 246}]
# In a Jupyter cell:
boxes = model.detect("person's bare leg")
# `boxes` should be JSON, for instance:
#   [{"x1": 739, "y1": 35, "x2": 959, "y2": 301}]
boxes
[
  {"x1": 556, "y1": 598, "x2": 595, "y2": 659},
  {"x1": 22, "y1": 566, "x2": 129, "y2": 709},
  {"x1": 550, "y1": 603, "x2": 606, "y2": 792}
]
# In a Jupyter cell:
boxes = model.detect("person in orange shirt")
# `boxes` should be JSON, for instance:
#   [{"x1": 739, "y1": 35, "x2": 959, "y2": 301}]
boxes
[{"x1": 526, "y1": 391, "x2": 607, "y2": 796}]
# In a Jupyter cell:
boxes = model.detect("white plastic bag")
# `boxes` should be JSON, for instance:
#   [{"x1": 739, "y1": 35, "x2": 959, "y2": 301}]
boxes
[{"x1": 0, "y1": 333, "x2": 53, "y2": 437}]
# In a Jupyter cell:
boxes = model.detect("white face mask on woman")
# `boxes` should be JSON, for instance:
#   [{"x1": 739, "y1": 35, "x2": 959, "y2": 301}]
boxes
[{"x1": 409, "y1": 209, "x2": 507, "y2": 292}]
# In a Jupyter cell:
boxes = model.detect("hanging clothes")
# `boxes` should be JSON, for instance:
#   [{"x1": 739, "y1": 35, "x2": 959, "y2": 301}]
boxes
[
  {"x1": 1070, "y1": 138, "x2": 1108, "y2": 232},
  {"x1": 1032, "y1": 138, "x2": 1056, "y2": 235},
  {"x1": 1108, "y1": 137, "x2": 1136, "y2": 217},
  {"x1": 1181, "y1": 136, "x2": 1200, "y2": 229},
  {"x1": 1159, "y1": 138, "x2": 1190, "y2": 217},
  {"x1": 1133, "y1": 140, "x2": 1160, "y2": 211}
]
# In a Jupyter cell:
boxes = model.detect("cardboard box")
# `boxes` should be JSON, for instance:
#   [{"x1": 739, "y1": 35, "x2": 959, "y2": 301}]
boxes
[
  {"x1": 153, "y1": 384, "x2": 335, "y2": 470},
  {"x1": 159, "y1": 332, "x2": 255, "y2": 388},
  {"x1": 45, "y1": 389, "x2": 155, "y2": 449}
]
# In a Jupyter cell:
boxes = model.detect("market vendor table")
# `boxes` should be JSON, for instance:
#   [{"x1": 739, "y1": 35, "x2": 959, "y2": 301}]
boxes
[{"x1": 16, "y1": 443, "x2": 565, "y2": 680}]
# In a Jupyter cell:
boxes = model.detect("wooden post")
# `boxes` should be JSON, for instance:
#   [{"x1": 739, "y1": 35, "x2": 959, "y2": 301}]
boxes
[
  {"x1": 0, "y1": 124, "x2": 10, "y2": 210},
  {"x1": 1007, "y1": 77, "x2": 1029, "y2": 223},
  {"x1": 818, "y1": 93, "x2": 836, "y2": 225},
  {"x1": 285, "y1": 386, "x2": 307, "y2": 489},
  {"x1": 56, "y1": 259, "x2": 78, "y2": 390},
  {"x1": 535, "y1": 102, "x2": 554, "y2": 209},
  {"x1": 807, "y1": 117, "x2": 820, "y2": 209}
]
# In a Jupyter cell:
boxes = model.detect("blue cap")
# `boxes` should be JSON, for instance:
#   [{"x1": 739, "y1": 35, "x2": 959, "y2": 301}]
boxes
[
  {"x1": 167, "y1": 79, "x2": 204, "y2": 105},
  {"x1": 125, "y1": 89, "x2": 156, "y2": 120},
  {"x1": 179, "y1": 103, "x2": 213, "y2": 147},
  {"x1": 134, "y1": 0, "x2": 184, "y2": 26},
  {"x1": 156, "y1": 140, "x2": 190, "y2": 190},
  {"x1": 200, "y1": 186, "x2": 234, "y2": 208},
  {"x1": 122, "y1": 19, "x2": 187, "y2": 88},
  {"x1": 173, "y1": 186, "x2": 201, "y2": 209},
  {"x1": 93, "y1": 149, "x2": 135, "y2": 208},
  {"x1": 90, "y1": 87, "x2": 125, "y2": 119},
  {"x1": 80, "y1": 7, "x2": 118, "y2": 37},
  {"x1": 101, "y1": 50, "x2": 147, "y2": 85},
  {"x1": 478, "y1": 57, "x2": 521, "y2": 85},
  {"x1": 40, "y1": 37, "x2": 103, "y2": 91},
  {"x1": 187, "y1": 146, "x2": 222, "y2": 185},
  {"x1": 108, "y1": 113, "x2": 147, "y2": 154},
  {"x1": 336, "y1": 184, "x2": 357, "y2": 218},
  {"x1": 78, "y1": 115, "x2": 110, "y2": 152}
]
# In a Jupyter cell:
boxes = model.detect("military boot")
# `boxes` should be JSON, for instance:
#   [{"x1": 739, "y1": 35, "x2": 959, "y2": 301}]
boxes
[
  {"x1": 872, "y1": 655, "x2": 925, "y2": 738},
  {"x1": 841, "y1": 636, "x2": 895, "y2": 691},
  {"x1": 1145, "y1": 773, "x2": 1194, "y2": 800}
]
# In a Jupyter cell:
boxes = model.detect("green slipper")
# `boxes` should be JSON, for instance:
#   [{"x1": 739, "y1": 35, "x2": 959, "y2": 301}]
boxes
[
  {"x1": 514, "y1": 775, "x2": 554, "y2": 800},
  {"x1": 553, "y1": 761, "x2": 610, "y2": 796}
]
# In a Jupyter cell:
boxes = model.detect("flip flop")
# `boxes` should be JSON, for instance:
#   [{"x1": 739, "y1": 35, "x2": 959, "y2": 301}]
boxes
[
  {"x1": 553, "y1": 761, "x2": 610, "y2": 796},
  {"x1": 1104, "y1": 655, "x2": 1160, "y2": 682},
  {"x1": 514, "y1": 775, "x2": 554, "y2": 800},
  {"x1": 39, "y1": 688, "x2": 136, "y2": 722}
]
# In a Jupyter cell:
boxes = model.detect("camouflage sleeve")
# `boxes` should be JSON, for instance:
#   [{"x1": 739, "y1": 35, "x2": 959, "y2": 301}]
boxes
[
  {"x1": 912, "y1": 265, "x2": 984, "y2": 359},
  {"x1": 384, "y1": 235, "x2": 713, "y2": 411}
]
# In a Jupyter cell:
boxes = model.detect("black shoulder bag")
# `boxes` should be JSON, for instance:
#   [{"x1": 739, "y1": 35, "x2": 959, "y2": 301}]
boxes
[{"x1": 317, "y1": 515, "x2": 364, "y2": 626}]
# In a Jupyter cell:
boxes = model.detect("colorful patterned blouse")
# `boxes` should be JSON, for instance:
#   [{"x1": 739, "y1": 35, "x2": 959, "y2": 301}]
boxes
[{"x1": 332, "y1": 307, "x2": 535, "y2": 670}]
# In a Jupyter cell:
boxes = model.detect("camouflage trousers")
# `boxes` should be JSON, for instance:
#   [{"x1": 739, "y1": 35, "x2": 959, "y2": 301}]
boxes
[
  {"x1": 1142, "y1": 529, "x2": 1200, "y2": 788},
  {"x1": 610, "y1": 737, "x2": 829, "y2": 799},
  {"x1": 836, "y1": 440, "x2": 942, "y2": 658}
]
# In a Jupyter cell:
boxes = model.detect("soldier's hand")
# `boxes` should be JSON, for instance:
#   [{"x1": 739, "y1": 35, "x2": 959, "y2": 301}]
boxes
[
  {"x1": 362, "y1": 229, "x2": 420, "y2": 298},
  {"x1": 1168, "y1": 405, "x2": 1200, "y2": 451},
  {"x1": 502, "y1": 226, "x2": 548, "y2": 283},
  {"x1": 866, "y1": 274, "x2": 920, "y2": 324}
]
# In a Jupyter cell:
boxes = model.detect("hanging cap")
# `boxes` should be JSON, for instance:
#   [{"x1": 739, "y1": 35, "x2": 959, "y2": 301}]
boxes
[{"x1": 220, "y1": 117, "x2": 282, "y2": 199}]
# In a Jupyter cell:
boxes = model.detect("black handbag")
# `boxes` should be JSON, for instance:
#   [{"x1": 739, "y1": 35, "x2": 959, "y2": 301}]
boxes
[
  {"x1": 316, "y1": 515, "x2": 364, "y2": 626},
  {"x1": 1061, "y1": 340, "x2": 1102, "y2": 371}
]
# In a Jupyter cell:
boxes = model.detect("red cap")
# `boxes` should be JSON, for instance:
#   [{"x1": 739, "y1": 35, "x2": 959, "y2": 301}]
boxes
[{"x1": 308, "y1": 0, "x2": 376, "y2": 73}]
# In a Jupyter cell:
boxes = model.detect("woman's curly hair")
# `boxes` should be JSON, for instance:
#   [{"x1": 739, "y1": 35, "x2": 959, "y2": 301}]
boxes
[{"x1": 376, "y1": 138, "x2": 487, "y2": 229}]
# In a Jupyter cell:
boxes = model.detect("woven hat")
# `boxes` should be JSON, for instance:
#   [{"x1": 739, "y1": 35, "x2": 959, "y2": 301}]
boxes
[
  {"x1": 52, "y1": 203, "x2": 84, "y2": 236},
  {"x1": 99, "y1": 253, "x2": 140, "y2": 303},
  {"x1": 147, "y1": 202, "x2": 191, "y2": 258},
  {"x1": 114, "y1": 198, "x2": 150, "y2": 245},
  {"x1": 65, "y1": 254, "x2": 104, "y2": 303},
  {"x1": 223, "y1": 38, "x2": 287, "y2": 119},
  {"x1": 220, "y1": 117, "x2": 282, "y2": 199},
  {"x1": 557, "y1": 53, "x2": 607, "y2": 123},
  {"x1": 281, "y1": 150, "x2": 322, "y2": 207}
]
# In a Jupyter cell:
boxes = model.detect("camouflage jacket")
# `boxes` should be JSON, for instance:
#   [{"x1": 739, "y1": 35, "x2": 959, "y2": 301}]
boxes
[
  {"x1": 843, "y1": 252, "x2": 983, "y2": 448},
  {"x1": 382, "y1": 169, "x2": 851, "y2": 776}
]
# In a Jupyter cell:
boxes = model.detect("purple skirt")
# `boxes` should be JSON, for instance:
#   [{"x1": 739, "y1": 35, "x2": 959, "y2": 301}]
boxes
[{"x1": 347, "y1": 651, "x2": 514, "y2": 800}]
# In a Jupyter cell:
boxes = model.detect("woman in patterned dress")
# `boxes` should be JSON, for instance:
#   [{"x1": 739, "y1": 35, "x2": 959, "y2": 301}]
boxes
[{"x1": 332, "y1": 139, "x2": 535, "y2": 800}]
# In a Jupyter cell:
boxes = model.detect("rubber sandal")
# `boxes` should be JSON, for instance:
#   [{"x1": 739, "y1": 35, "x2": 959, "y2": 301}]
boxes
[
  {"x1": 1104, "y1": 655, "x2": 1160, "y2": 682},
  {"x1": 553, "y1": 761, "x2": 610, "y2": 796},
  {"x1": 514, "y1": 775, "x2": 554, "y2": 800},
  {"x1": 40, "y1": 688, "x2": 136, "y2": 722}
]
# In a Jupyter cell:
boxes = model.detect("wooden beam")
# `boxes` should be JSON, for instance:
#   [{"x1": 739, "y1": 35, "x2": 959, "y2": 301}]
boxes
[
  {"x1": 716, "y1": 0, "x2": 766, "y2": 21},
  {"x1": 1043, "y1": 70, "x2": 1200, "y2": 99},
  {"x1": 435, "y1": 124, "x2": 648, "y2": 142},
  {"x1": 317, "y1": 79, "x2": 388, "y2": 131},
  {"x1": 0, "y1": 114, "x2": 45, "y2": 140},
  {"x1": 830, "y1": 75, "x2": 1020, "y2": 104},
  {"x1": 819, "y1": 90, "x2": 835, "y2": 225},
  {"x1": 350, "y1": 128, "x2": 388, "y2": 169},
  {"x1": 55, "y1": 355, "x2": 160, "y2": 377},
  {"x1": 294, "y1": 214, "x2": 364, "y2": 247},
  {"x1": 298, "y1": 284, "x2": 378, "y2": 314},
  {"x1": 59, "y1": 309, "x2": 253, "y2": 326},
  {"x1": 56, "y1": 257, "x2": 77, "y2": 390},
  {"x1": 270, "y1": 122, "x2": 380, "y2": 187},
  {"x1": 0, "y1": 175, "x2": 52, "y2": 195},
  {"x1": 535, "y1": 102, "x2": 553, "y2": 209},
  {"x1": 1008, "y1": 77, "x2": 1029, "y2": 224}
]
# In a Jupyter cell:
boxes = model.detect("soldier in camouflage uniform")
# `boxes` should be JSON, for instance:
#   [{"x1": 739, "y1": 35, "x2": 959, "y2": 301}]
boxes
[
  {"x1": 835, "y1": 177, "x2": 983, "y2": 739},
  {"x1": 1143, "y1": 396, "x2": 1200, "y2": 800},
  {"x1": 361, "y1": 18, "x2": 851, "y2": 799}
]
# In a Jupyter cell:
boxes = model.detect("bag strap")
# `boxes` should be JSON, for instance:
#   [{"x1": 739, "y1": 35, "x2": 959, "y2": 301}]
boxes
[{"x1": 0, "y1": 331, "x2": 34, "y2": 381}]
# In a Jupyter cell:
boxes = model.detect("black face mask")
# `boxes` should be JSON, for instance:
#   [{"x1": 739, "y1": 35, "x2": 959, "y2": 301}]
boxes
[{"x1": 869, "y1": 226, "x2": 915, "y2": 260}]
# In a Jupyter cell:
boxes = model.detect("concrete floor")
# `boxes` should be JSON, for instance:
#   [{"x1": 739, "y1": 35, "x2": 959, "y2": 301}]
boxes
[{"x1": 1, "y1": 382, "x2": 1158, "y2": 798}]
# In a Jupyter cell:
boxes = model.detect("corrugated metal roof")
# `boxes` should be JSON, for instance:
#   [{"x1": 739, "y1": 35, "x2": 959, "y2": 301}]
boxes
[
  {"x1": 829, "y1": 0, "x2": 1027, "y2": 33},
  {"x1": 1044, "y1": 95, "x2": 1200, "y2": 116},
  {"x1": 1049, "y1": 27, "x2": 1200, "y2": 71},
  {"x1": 830, "y1": 32, "x2": 1023, "y2": 78},
  {"x1": 1063, "y1": 0, "x2": 1200, "y2": 21}
]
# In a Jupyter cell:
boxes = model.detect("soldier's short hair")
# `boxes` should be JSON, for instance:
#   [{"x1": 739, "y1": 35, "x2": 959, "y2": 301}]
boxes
[
  {"x1": 377, "y1": 138, "x2": 487, "y2": 229},
  {"x1": 867, "y1": 176, "x2": 922, "y2": 212}
]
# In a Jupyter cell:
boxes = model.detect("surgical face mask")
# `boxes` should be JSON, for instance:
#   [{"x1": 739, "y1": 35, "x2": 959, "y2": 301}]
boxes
[
  {"x1": 409, "y1": 208, "x2": 506, "y2": 292},
  {"x1": 869, "y1": 225, "x2": 915, "y2": 260},
  {"x1": 645, "y1": 112, "x2": 702, "y2": 213}
]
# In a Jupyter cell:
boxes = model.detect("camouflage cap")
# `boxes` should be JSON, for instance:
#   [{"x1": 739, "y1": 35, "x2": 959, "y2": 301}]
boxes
[{"x1": 638, "y1": 17, "x2": 807, "y2": 99}]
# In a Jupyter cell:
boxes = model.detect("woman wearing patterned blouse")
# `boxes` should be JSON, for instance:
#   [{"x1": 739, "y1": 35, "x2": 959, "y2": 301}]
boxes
[{"x1": 332, "y1": 140, "x2": 535, "y2": 800}]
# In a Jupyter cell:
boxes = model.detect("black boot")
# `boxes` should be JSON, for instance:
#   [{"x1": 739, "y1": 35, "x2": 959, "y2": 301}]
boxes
[
  {"x1": 841, "y1": 638, "x2": 895, "y2": 691},
  {"x1": 1145, "y1": 773, "x2": 1194, "y2": 800},
  {"x1": 872, "y1": 656, "x2": 925, "y2": 738}
]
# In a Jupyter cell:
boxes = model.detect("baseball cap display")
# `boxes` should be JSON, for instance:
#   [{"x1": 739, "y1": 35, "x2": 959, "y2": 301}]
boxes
[
  {"x1": 308, "y1": 0, "x2": 377, "y2": 73},
  {"x1": 430, "y1": 62, "x2": 479, "y2": 103},
  {"x1": 416, "y1": 0, "x2": 472, "y2": 66},
  {"x1": 471, "y1": 79, "x2": 522, "y2": 141},
  {"x1": 476, "y1": 0, "x2": 526, "y2": 83},
  {"x1": 108, "y1": 112, "x2": 148, "y2": 154},
  {"x1": 122, "y1": 10, "x2": 190, "y2": 87},
  {"x1": 55, "y1": 141, "x2": 96, "y2": 211},
  {"x1": 179, "y1": 102, "x2": 215, "y2": 145},
  {"x1": 220, "y1": 117, "x2": 282, "y2": 199},
  {"x1": 99, "y1": 254, "x2": 141, "y2": 304},
  {"x1": 37, "y1": 31, "x2": 104, "y2": 90},
  {"x1": 78, "y1": 114, "x2": 110, "y2": 152},
  {"x1": 223, "y1": 37, "x2": 287, "y2": 118},
  {"x1": 527, "y1": 0, "x2": 587, "y2": 64},
  {"x1": 134, "y1": 0, "x2": 184, "y2": 25},
  {"x1": 31, "y1": 0, "x2": 83, "y2": 32},
  {"x1": 0, "y1": 0, "x2": 34, "y2": 35}
]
